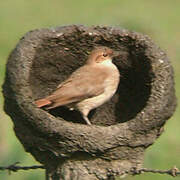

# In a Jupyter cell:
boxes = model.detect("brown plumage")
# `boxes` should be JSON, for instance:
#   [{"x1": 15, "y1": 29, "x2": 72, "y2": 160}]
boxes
[{"x1": 35, "y1": 46, "x2": 120, "y2": 125}]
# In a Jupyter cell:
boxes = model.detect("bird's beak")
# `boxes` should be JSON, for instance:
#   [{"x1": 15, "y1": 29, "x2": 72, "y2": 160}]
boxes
[{"x1": 112, "y1": 51, "x2": 120, "y2": 58}]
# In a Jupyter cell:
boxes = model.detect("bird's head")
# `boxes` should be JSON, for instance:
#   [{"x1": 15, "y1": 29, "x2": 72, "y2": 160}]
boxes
[{"x1": 86, "y1": 46, "x2": 119, "y2": 65}]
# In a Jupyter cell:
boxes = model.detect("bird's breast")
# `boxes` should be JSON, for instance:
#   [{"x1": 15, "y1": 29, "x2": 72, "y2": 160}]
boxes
[{"x1": 76, "y1": 63, "x2": 120, "y2": 112}]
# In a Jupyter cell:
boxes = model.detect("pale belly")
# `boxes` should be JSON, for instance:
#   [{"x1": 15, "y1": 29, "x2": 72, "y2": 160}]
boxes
[
  {"x1": 76, "y1": 67, "x2": 119, "y2": 114},
  {"x1": 77, "y1": 87, "x2": 117, "y2": 111}
]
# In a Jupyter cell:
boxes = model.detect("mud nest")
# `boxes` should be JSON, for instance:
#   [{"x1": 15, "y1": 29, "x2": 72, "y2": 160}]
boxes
[{"x1": 3, "y1": 25, "x2": 176, "y2": 179}]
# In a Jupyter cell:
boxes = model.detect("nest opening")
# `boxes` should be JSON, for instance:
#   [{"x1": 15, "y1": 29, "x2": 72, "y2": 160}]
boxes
[{"x1": 29, "y1": 30, "x2": 152, "y2": 126}]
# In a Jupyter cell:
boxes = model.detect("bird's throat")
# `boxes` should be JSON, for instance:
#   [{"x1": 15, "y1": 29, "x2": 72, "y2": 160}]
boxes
[{"x1": 100, "y1": 59, "x2": 113, "y2": 66}]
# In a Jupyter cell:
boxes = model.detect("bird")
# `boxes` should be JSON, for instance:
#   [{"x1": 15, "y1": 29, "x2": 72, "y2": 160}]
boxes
[{"x1": 34, "y1": 46, "x2": 120, "y2": 125}]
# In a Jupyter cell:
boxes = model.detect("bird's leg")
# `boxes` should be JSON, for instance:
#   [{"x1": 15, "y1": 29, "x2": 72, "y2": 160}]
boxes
[
  {"x1": 82, "y1": 115, "x2": 92, "y2": 125},
  {"x1": 80, "y1": 110, "x2": 91, "y2": 125}
]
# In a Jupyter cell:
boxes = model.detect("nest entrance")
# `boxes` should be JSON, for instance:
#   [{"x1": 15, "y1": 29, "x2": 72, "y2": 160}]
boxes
[{"x1": 30, "y1": 26, "x2": 152, "y2": 126}]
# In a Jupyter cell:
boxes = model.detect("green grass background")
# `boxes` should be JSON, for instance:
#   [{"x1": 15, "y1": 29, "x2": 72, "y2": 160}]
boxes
[{"x1": 0, "y1": 0, "x2": 180, "y2": 179}]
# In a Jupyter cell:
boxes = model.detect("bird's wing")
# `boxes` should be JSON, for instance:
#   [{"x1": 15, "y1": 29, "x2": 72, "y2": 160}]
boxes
[{"x1": 43, "y1": 66, "x2": 109, "y2": 109}]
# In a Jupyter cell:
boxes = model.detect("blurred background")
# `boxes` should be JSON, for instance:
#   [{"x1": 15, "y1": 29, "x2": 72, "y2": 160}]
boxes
[{"x1": 0, "y1": 0, "x2": 180, "y2": 179}]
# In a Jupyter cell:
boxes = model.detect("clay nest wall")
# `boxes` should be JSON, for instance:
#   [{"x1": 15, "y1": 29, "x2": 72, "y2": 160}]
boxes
[{"x1": 3, "y1": 25, "x2": 176, "y2": 180}]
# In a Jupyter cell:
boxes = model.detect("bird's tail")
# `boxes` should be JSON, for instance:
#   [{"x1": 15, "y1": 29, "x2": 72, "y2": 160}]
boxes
[{"x1": 34, "y1": 98, "x2": 52, "y2": 108}]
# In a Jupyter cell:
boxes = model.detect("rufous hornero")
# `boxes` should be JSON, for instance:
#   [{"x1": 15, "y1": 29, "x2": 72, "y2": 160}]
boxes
[{"x1": 35, "y1": 46, "x2": 120, "y2": 125}]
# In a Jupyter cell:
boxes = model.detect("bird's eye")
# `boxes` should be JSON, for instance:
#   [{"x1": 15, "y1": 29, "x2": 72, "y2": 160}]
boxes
[{"x1": 103, "y1": 53, "x2": 108, "y2": 57}]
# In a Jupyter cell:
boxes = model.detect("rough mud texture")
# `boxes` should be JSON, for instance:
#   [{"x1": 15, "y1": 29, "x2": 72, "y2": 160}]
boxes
[{"x1": 3, "y1": 25, "x2": 176, "y2": 180}]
